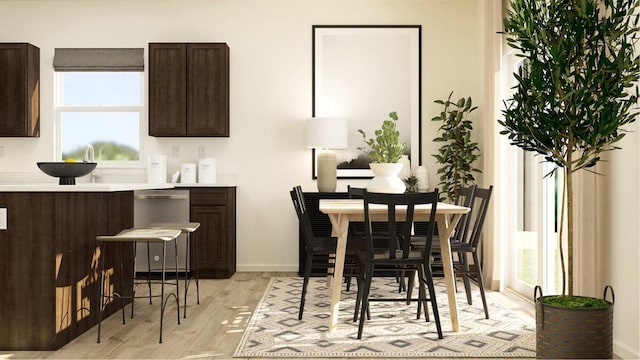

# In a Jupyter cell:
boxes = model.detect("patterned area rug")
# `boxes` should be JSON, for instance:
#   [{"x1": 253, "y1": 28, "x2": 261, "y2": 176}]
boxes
[{"x1": 234, "y1": 277, "x2": 535, "y2": 358}]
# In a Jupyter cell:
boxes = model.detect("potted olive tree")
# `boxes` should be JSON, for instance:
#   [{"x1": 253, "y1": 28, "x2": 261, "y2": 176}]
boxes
[
  {"x1": 501, "y1": 0, "x2": 640, "y2": 358},
  {"x1": 358, "y1": 111, "x2": 408, "y2": 193}
]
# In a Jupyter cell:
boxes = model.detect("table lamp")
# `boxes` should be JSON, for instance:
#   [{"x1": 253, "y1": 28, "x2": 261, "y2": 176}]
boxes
[{"x1": 306, "y1": 117, "x2": 347, "y2": 192}]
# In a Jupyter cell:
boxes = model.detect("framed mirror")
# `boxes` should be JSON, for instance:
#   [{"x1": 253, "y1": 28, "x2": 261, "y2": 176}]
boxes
[{"x1": 312, "y1": 25, "x2": 421, "y2": 179}]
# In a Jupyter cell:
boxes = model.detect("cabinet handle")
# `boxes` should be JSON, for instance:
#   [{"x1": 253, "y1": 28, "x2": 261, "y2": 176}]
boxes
[{"x1": 135, "y1": 194, "x2": 188, "y2": 200}]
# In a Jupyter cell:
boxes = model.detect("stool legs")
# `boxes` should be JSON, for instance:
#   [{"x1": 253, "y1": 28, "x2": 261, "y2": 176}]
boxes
[
  {"x1": 194, "y1": 232, "x2": 200, "y2": 305},
  {"x1": 97, "y1": 244, "x2": 106, "y2": 343},
  {"x1": 183, "y1": 232, "x2": 200, "y2": 318},
  {"x1": 159, "y1": 239, "x2": 181, "y2": 342},
  {"x1": 96, "y1": 236, "x2": 181, "y2": 344}
]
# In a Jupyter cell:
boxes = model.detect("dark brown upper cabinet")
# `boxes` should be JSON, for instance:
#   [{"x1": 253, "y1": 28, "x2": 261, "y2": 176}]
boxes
[
  {"x1": 149, "y1": 43, "x2": 229, "y2": 137},
  {"x1": 0, "y1": 43, "x2": 39, "y2": 137}
]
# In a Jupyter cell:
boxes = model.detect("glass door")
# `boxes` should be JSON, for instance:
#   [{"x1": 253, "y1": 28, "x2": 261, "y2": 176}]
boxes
[{"x1": 509, "y1": 148, "x2": 563, "y2": 297}]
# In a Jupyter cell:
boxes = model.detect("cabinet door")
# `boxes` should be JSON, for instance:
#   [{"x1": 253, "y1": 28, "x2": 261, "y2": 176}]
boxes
[
  {"x1": 191, "y1": 205, "x2": 234, "y2": 278},
  {"x1": 187, "y1": 43, "x2": 229, "y2": 136},
  {"x1": 149, "y1": 43, "x2": 187, "y2": 136},
  {"x1": 0, "y1": 43, "x2": 39, "y2": 137}
]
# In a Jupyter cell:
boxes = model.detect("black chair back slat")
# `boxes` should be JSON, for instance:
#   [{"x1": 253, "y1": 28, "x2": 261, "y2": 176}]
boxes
[
  {"x1": 452, "y1": 186, "x2": 476, "y2": 244},
  {"x1": 466, "y1": 185, "x2": 493, "y2": 248}
]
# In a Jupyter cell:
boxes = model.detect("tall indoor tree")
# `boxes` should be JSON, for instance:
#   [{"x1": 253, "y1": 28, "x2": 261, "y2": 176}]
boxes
[
  {"x1": 501, "y1": 0, "x2": 640, "y2": 299},
  {"x1": 502, "y1": 3, "x2": 639, "y2": 355}
]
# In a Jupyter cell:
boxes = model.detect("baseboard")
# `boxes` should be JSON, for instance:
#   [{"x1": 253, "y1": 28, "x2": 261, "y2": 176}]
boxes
[
  {"x1": 614, "y1": 339, "x2": 639, "y2": 359},
  {"x1": 236, "y1": 264, "x2": 299, "y2": 272}
]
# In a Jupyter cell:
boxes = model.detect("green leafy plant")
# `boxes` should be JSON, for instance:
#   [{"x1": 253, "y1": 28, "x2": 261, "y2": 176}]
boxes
[
  {"x1": 432, "y1": 92, "x2": 482, "y2": 202},
  {"x1": 501, "y1": 0, "x2": 640, "y2": 301},
  {"x1": 403, "y1": 174, "x2": 419, "y2": 192},
  {"x1": 358, "y1": 111, "x2": 407, "y2": 163}
]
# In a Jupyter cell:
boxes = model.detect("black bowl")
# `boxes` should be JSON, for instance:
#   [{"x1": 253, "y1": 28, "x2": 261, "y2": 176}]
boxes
[{"x1": 37, "y1": 162, "x2": 97, "y2": 185}]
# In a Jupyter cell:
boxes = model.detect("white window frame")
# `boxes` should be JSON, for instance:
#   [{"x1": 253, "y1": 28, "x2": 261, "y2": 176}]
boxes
[{"x1": 54, "y1": 71, "x2": 145, "y2": 168}]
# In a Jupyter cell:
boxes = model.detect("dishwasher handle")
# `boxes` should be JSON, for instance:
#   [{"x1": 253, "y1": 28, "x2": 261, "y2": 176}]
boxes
[{"x1": 135, "y1": 193, "x2": 188, "y2": 200}]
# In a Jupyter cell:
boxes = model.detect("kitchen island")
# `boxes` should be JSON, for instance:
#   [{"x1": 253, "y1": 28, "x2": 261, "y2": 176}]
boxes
[{"x1": 0, "y1": 184, "x2": 172, "y2": 350}]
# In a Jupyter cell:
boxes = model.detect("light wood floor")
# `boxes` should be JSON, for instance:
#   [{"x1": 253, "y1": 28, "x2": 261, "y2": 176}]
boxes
[{"x1": 0, "y1": 272, "x2": 535, "y2": 360}]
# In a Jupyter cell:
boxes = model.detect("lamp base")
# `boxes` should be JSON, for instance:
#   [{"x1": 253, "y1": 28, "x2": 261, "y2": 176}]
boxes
[{"x1": 317, "y1": 149, "x2": 337, "y2": 192}]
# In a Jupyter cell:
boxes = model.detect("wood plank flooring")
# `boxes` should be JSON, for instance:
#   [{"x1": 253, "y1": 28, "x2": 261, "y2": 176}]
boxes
[{"x1": 0, "y1": 272, "x2": 534, "y2": 359}]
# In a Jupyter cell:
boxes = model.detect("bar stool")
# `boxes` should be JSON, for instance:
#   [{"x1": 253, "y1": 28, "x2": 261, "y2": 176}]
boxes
[
  {"x1": 96, "y1": 228, "x2": 182, "y2": 343},
  {"x1": 148, "y1": 222, "x2": 201, "y2": 318}
]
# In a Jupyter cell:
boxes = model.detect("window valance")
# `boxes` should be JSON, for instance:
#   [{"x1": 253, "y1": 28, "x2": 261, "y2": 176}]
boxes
[{"x1": 53, "y1": 48, "x2": 144, "y2": 71}]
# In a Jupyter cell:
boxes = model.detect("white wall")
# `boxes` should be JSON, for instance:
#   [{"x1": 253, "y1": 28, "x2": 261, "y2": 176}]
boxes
[
  {"x1": 0, "y1": 0, "x2": 485, "y2": 271},
  {"x1": 596, "y1": 122, "x2": 640, "y2": 358}
]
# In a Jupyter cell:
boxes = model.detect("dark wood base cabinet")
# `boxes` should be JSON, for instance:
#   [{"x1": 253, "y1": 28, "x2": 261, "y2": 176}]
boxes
[
  {"x1": 185, "y1": 187, "x2": 236, "y2": 278},
  {"x1": 0, "y1": 192, "x2": 134, "y2": 350}
]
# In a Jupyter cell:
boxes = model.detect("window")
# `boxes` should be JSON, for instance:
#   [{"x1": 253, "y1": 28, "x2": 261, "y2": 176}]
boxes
[
  {"x1": 56, "y1": 72, "x2": 143, "y2": 163},
  {"x1": 53, "y1": 48, "x2": 145, "y2": 165}
]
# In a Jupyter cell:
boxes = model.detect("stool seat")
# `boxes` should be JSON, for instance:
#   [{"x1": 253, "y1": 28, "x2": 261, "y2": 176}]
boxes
[
  {"x1": 97, "y1": 228, "x2": 182, "y2": 243},
  {"x1": 148, "y1": 222, "x2": 201, "y2": 233}
]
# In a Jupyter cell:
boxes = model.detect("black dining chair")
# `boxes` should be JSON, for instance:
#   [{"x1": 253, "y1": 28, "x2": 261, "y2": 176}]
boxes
[
  {"x1": 425, "y1": 185, "x2": 493, "y2": 319},
  {"x1": 348, "y1": 185, "x2": 410, "y2": 292},
  {"x1": 290, "y1": 185, "x2": 362, "y2": 320},
  {"x1": 412, "y1": 185, "x2": 476, "y2": 269},
  {"x1": 354, "y1": 189, "x2": 443, "y2": 340}
]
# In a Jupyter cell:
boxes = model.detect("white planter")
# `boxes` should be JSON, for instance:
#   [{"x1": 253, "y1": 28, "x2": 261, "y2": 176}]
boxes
[{"x1": 367, "y1": 163, "x2": 406, "y2": 194}]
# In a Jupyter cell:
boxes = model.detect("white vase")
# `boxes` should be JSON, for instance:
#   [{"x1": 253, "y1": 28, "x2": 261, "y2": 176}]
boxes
[
  {"x1": 367, "y1": 163, "x2": 406, "y2": 194},
  {"x1": 398, "y1": 155, "x2": 411, "y2": 180}
]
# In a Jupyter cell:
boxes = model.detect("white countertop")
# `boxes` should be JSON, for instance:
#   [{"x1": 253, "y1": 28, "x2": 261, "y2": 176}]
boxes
[
  {"x1": 0, "y1": 171, "x2": 239, "y2": 191},
  {"x1": 0, "y1": 182, "x2": 238, "y2": 192},
  {"x1": 0, "y1": 183, "x2": 178, "y2": 192}
]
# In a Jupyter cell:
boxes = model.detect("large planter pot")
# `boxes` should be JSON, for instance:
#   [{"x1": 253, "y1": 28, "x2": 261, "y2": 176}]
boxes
[
  {"x1": 535, "y1": 286, "x2": 614, "y2": 359},
  {"x1": 367, "y1": 163, "x2": 406, "y2": 194}
]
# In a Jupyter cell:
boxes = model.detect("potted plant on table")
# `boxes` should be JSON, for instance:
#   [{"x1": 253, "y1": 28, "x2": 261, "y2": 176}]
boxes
[
  {"x1": 358, "y1": 111, "x2": 408, "y2": 193},
  {"x1": 501, "y1": 0, "x2": 640, "y2": 358},
  {"x1": 432, "y1": 92, "x2": 482, "y2": 202}
]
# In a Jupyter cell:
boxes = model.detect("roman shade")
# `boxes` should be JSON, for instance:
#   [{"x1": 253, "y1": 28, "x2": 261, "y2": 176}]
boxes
[{"x1": 53, "y1": 48, "x2": 144, "y2": 71}]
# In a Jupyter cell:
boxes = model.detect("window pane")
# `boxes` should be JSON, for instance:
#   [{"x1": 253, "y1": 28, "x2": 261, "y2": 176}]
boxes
[
  {"x1": 61, "y1": 112, "x2": 140, "y2": 161},
  {"x1": 62, "y1": 72, "x2": 141, "y2": 106}
]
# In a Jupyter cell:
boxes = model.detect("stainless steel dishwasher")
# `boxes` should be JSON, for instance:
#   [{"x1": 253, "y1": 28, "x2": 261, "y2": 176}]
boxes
[{"x1": 133, "y1": 189, "x2": 190, "y2": 273}]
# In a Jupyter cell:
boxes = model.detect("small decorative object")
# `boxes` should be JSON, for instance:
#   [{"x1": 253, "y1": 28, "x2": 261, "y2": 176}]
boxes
[
  {"x1": 180, "y1": 163, "x2": 196, "y2": 184},
  {"x1": 432, "y1": 91, "x2": 481, "y2": 202},
  {"x1": 358, "y1": 111, "x2": 408, "y2": 193},
  {"x1": 416, "y1": 165, "x2": 429, "y2": 192},
  {"x1": 398, "y1": 155, "x2": 411, "y2": 180},
  {"x1": 403, "y1": 174, "x2": 419, "y2": 192},
  {"x1": 307, "y1": 117, "x2": 348, "y2": 192},
  {"x1": 502, "y1": 0, "x2": 639, "y2": 357},
  {"x1": 198, "y1": 158, "x2": 216, "y2": 183},
  {"x1": 147, "y1": 154, "x2": 167, "y2": 184},
  {"x1": 37, "y1": 162, "x2": 97, "y2": 185}
]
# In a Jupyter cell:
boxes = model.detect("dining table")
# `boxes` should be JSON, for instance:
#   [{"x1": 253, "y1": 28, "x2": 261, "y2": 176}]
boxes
[{"x1": 319, "y1": 198, "x2": 470, "y2": 333}]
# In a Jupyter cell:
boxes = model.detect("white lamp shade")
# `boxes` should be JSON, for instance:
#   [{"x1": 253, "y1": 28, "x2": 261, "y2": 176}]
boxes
[{"x1": 306, "y1": 117, "x2": 348, "y2": 149}]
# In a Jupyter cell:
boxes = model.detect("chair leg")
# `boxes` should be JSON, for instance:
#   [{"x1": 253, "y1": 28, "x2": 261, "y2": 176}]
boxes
[
  {"x1": 417, "y1": 266, "x2": 430, "y2": 322},
  {"x1": 353, "y1": 266, "x2": 371, "y2": 322},
  {"x1": 353, "y1": 271, "x2": 362, "y2": 322},
  {"x1": 357, "y1": 265, "x2": 374, "y2": 339},
  {"x1": 423, "y1": 264, "x2": 443, "y2": 339},
  {"x1": 406, "y1": 269, "x2": 414, "y2": 305},
  {"x1": 460, "y1": 253, "x2": 473, "y2": 305},
  {"x1": 473, "y1": 252, "x2": 490, "y2": 319},
  {"x1": 298, "y1": 254, "x2": 313, "y2": 320}
]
